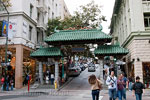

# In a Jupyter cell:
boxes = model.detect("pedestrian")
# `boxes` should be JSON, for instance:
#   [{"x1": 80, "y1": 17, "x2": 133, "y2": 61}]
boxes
[
  {"x1": 117, "y1": 74, "x2": 125, "y2": 100},
  {"x1": 1, "y1": 76, "x2": 5, "y2": 91},
  {"x1": 6, "y1": 75, "x2": 10, "y2": 91},
  {"x1": 128, "y1": 75, "x2": 133, "y2": 91},
  {"x1": 132, "y1": 76, "x2": 145, "y2": 100},
  {"x1": 46, "y1": 74, "x2": 49, "y2": 84},
  {"x1": 51, "y1": 73, "x2": 55, "y2": 85},
  {"x1": 88, "y1": 74, "x2": 102, "y2": 100},
  {"x1": 10, "y1": 78, "x2": 14, "y2": 91},
  {"x1": 120, "y1": 73, "x2": 128, "y2": 100},
  {"x1": 106, "y1": 71, "x2": 117, "y2": 100}
]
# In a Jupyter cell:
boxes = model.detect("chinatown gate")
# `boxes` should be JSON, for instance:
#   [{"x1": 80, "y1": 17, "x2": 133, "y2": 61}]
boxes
[{"x1": 30, "y1": 26, "x2": 128, "y2": 88}]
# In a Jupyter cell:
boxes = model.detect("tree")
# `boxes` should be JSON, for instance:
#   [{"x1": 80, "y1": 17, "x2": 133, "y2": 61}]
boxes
[
  {"x1": 74, "y1": 0, "x2": 106, "y2": 28},
  {"x1": 46, "y1": 0, "x2": 106, "y2": 36},
  {"x1": 46, "y1": 18, "x2": 63, "y2": 36},
  {"x1": 1, "y1": 0, "x2": 11, "y2": 7}
]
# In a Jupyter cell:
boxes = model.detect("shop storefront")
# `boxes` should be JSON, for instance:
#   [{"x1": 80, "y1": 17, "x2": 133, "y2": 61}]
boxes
[
  {"x1": 0, "y1": 45, "x2": 36, "y2": 89},
  {"x1": 143, "y1": 62, "x2": 150, "y2": 88}
]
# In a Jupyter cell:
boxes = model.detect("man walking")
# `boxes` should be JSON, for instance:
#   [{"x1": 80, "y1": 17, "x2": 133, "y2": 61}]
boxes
[
  {"x1": 106, "y1": 71, "x2": 117, "y2": 100},
  {"x1": 132, "y1": 76, "x2": 145, "y2": 100}
]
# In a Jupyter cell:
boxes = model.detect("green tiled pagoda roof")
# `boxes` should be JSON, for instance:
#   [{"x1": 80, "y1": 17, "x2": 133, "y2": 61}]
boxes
[
  {"x1": 45, "y1": 29, "x2": 112, "y2": 44},
  {"x1": 94, "y1": 45, "x2": 128, "y2": 56},
  {"x1": 30, "y1": 47, "x2": 63, "y2": 57}
]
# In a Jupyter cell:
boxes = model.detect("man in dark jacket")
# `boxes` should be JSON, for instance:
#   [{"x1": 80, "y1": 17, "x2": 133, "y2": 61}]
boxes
[{"x1": 132, "y1": 76, "x2": 145, "y2": 100}]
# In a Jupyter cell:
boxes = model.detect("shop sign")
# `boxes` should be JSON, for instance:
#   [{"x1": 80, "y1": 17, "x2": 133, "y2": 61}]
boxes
[
  {"x1": 23, "y1": 20, "x2": 28, "y2": 34},
  {"x1": 72, "y1": 47, "x2": 85, "y2": 52},
  {"x1": 8, "y1": 19, "x2": 17, "y2": 39}
]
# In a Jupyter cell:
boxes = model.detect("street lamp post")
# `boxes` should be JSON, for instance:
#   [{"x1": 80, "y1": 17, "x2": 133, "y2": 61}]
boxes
[{"x1": 0, "y1": 0, "x2": 9, "y2": 90}]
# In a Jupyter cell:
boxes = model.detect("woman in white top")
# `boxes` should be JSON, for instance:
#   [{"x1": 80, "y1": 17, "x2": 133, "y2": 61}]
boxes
[{"x1": 88, "y1": 74, "x2": 102, "y2": 100}]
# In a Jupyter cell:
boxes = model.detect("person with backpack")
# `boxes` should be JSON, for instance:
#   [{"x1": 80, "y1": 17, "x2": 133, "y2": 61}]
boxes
[
  {"x1": 88, "y1": 74, "x2": 102, "y2": 100},
  {"x1": 1, "y1": 76, "x2": 5, "y2": 91},
  {"x1": 132, "y1": 76, "x2": 145, "y2": 100},
  {"x1": 117, "y1": 74, "x2": 125, "y2": 100},
  {"x1": 106, "y1": 71, "x2": 117, "y2": 100}
]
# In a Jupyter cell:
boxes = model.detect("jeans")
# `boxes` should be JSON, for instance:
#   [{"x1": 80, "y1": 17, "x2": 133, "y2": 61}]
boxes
[
  {"x1": 11, "y1": 85, "x2": 13, "y2": 91},
  {"x1": 109, "y1": 88, "x2": 116, "y2": 100},
  {"x1": 135, "y1": 93, "x2": 142, "y2": 100},
  {"x1": 123, "y1": 88, "x2": 126, "y2": 100},
  {"x1": 6, "y1": 83, "x2": 9, "y2": 91},
  {"x1": 129, "y1": 82, "x2": 132, "y2": 91},
  {"x1": 92, "y1": 89, "x2": 100, "y2": 100},
  {"x1": 1, "y1": 84, "x2": 4, "y2": 91},
  {"x1": 118, "y1": 89, "x2": 124, "y2": 100},
  {"x1": 51, "y1": 79, "x2": 54, "y2": 85}
]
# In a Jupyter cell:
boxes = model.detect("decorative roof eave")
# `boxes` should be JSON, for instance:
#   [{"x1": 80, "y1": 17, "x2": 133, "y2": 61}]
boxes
[
  {"x1": 45, "y1": 29, "x2": 112, "y2": 45},
  {"x1": 30, "y1": 47, "x2": 63, "y2": 58},
  {"x1": 94, "y1": 45, "x2": 129, "y2": 56}
]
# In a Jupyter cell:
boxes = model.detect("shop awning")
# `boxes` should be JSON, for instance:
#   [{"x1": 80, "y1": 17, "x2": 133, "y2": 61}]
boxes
[
  {"x1": 30, "y1": 47, "x2": 63, "y2": 57},
  {"x1": 94, "y1": 45, "x2": 129, "y2": 56},
  {"x1": 45, "y1": 29, "x2": 112, "y2": 45}
]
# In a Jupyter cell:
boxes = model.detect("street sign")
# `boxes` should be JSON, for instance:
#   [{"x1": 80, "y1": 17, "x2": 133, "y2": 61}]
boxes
[{"x1": 72, "y1": 47, "x2": 85, "y2": 52}]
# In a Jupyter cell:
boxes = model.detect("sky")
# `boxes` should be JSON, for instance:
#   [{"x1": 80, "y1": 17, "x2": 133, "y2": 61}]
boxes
[{"x1": 64, "y1": 0, "x2": 115, "y2": 34}]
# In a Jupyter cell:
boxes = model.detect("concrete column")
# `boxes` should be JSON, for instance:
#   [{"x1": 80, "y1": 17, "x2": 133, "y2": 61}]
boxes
[
  {"x1": 15, "y1": 45, "x2": 23, "y2": 89},
  {"x1": 99, "y1": 60, "x2": 104, "y2": 83},
  {"x1": 134, "y1": 61, "x2": 143, "y2": 82},
  {"x1": 39, "y1": 61, "x2": 44, "y2": 84},
  {"x1": 55, "y1": 61, "x2": 59, "y2": 87}
]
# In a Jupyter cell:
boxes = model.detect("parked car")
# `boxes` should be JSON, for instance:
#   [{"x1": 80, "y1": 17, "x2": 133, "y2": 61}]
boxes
[
  {"x1": 68, "y1": 67, "x2": 80, "y2": 76},
  {"x1": 88, "y1": 64, "x2": 96, "y2": 72}
]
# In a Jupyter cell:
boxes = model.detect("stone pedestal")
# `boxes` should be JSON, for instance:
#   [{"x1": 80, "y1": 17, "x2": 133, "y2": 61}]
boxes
[{"x1": 15, "y1": 45, "x2": 23, "y2": 89}]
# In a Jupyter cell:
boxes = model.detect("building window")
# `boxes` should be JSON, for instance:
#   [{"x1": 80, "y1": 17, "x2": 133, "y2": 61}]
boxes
[
  {"x1": 29, "y1": 26, "x2": 33, "y2": 41},
  {"x1": 144, "y1": 13, "x2": 150, "y2": 27},
  {"x1": 30, "y1": 4, "x2": 33, "y2": 17},
  {"x1": 143, "y1": 0, "x2": 150, "y2": 1}
]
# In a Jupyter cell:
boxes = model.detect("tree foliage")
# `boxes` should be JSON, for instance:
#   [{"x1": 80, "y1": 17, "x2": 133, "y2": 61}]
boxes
[
  {"x1": 1, "y1": 0, "x2": 11, "y2": 7},
  {"x1": 46, "y1": 0, "x2": 106, "y2": 36}
]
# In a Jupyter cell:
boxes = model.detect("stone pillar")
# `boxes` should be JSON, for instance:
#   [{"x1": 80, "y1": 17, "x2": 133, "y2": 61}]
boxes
[
  {"x1": 99, "y1": 59, "x2": 104, "y2": 83},
  {"x1": 55, "y1": 61, "x2": 59, "y2": 88},
  {"x1": 39, "y1": 61, "x2": 44, "y2": 84},
  {"x1": 134, "y1": 61, "x2": 143, "y2": 82},
  {"x1": 15, "y1": 45, "x2": 23, "y2": 89}
]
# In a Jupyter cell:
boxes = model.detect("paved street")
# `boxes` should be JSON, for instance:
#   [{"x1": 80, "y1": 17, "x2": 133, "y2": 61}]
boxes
[{"x1": 0, "y1": 67, "x2": 150, "y2": 100}]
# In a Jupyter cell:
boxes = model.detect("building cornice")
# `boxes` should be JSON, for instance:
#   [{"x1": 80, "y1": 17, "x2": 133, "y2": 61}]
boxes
[
  {"x1": 122, "y1": 31, "x2": 150, "y2": 47},
  {"x1": 0, "y1": 12, "x2": 37, "y2": 25}
]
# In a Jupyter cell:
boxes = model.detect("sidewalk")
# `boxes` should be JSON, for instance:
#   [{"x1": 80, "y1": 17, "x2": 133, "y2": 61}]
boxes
[{"x1": 101, "y1": 89, "x2": 150, "y2": 100}]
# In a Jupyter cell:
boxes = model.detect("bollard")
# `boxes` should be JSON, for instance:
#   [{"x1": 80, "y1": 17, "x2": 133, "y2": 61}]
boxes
[{"x1": 54, "y1": 81, "x2": 57, "y2": 89}]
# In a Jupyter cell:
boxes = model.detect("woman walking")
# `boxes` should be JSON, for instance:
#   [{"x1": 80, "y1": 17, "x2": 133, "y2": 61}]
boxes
[{"x1": 88, "y1": 74, "x2": 102, "y2": 100}]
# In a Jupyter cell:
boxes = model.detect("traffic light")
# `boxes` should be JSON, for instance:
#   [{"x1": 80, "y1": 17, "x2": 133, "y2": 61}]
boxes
[{"x1": 8, "y1": 54, "x2": 12, "y2": 62}]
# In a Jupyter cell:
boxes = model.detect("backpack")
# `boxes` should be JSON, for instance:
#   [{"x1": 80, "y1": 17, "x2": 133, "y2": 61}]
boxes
[{"x1": 1, "y1": 77, "x2": 5, "y2": 82}]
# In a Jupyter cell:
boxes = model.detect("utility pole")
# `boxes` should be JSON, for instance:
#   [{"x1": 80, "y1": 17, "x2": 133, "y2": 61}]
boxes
[{"x1": 0, "y1": 0, "x2": 9, "y2": 90}]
